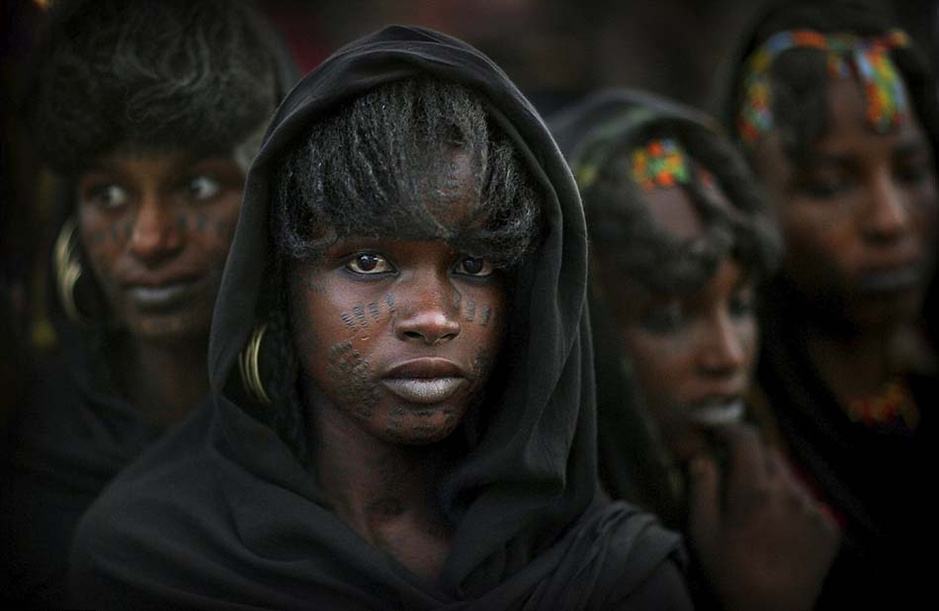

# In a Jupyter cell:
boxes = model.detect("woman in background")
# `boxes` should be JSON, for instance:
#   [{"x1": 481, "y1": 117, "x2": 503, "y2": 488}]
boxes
[
  {"x1": 0, "y1": 0, "x2": 295, "y2": 605},
  {"x1": 553, "y1": 89, "x2": 839, "y2": 610},
  {"x1": 720, "y1": 0, "x2": 939, "y2": 605}
]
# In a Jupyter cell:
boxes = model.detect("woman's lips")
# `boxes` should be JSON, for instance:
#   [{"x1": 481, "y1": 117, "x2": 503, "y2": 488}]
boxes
[
  {"x1": 382, "y1": 358, "x2": 468, "y2": 404},
  {"x1": 124, "y1": 279, "x2": 200, "y2": 310},
  {"x1": 857, "y1": 264, "x2": 922, "y2": 293},
  {"x1": 687, "y1": 399, "x2": 745, "y2": 427},
  {"x1": 382, "y1": 377, "x2": 466, "y2": 404}
]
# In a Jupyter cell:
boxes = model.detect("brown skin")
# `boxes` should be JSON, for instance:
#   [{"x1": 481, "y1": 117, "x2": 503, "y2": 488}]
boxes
[
  {"x1": 77, "y1": 151, "x2": 243, "y2": 424},
  {"x1": 596, "y1": 178, "x2": 839, "y2": 611},
  {"x1": 751, "y1": 75, "x2": 938, "y2": 402},
  {"x1": 288, "y1": 154, "x2": 507, "y2": 579}
]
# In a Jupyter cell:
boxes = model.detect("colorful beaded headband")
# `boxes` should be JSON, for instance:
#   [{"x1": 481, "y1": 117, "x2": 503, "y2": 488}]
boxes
[
  {"x1": 630, "y1": 138, "x2": 693, "y2": 191},
  {"x1": 737, "y1": 28, "x2": 912, "y2": 146}
]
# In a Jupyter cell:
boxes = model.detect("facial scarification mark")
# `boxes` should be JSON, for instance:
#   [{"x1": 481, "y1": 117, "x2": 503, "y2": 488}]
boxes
[
  {"x1": 463, "y1": 299, "x2": 476, "y2": 322},
  {"x1": 480, "y1": 305, "x2": 493, "y2": 326},
  {"x1": 353, "y1": 304, "x2": 368, "y2": 329},
  {"x1": 385, "y1": 293, "x2": 397, "y2": 313},
  {"x1": 368, "y1": 301, "x2": 380, "y2": 320},
  {"x1": 340, "y1": 312, "x2": 357, "y2": 330},
  {"x1": 327, "y1": 340, "x2": 380, "y2": 419},
  {"x1": 451, "y1": 290, "x2": 462, "y2": 309},
  {"x1": 195, "y1": 213, "x2": 207, "y2": 232}
]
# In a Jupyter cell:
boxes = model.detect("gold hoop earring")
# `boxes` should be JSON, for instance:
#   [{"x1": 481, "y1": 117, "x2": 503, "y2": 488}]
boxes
[
  {"x1": 53, "y1": 217, "x2": 88, "y2": 324},
  {"x1": 239, "y1": 323, "x2": 272, "y2": 405}
]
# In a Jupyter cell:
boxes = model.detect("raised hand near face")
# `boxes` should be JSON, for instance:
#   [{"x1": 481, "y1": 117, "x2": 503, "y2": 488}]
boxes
[{"x1": 687, "y1": 423, "x2": 841, "y2": 611}]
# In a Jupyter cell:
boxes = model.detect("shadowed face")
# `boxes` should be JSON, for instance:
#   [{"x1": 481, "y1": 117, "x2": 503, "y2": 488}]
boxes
[
  {"x1": 597, "y1": 180, "x2": 757, "y2": 462},
  {"x1": 288, "y1": 152, "x2": 510, "y2": 445},
  {"x1": 77, "y1": 150, "x2": 244, "y2": 342},
  {"x1": 752, "y1": 74, "x2": 938, "y2": 332}
]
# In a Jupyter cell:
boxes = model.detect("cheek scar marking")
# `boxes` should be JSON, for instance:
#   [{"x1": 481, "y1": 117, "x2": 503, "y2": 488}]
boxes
[
  {"x1": 353, "y1": 304, "x2": 368, "y2": 329},
  {"x1": 368, "y1": 302, "x2": 380, "y2": 320},
  {"x1": 340, "y1": 312, "x2": 356, "y2": 330},
  {"x1": 480, "y1": 305, "x2": 493, "y2": 326},
  {"x1": 385, "y1": 294, "x2": 396, "y2": 313},
  {"x1": 463, "y1": 299, "x2": 476, "y2": 322}
]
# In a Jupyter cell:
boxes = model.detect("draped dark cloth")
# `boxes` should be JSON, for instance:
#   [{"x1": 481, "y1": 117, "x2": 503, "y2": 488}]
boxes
[
  {"x1": 0, "y1": 325, "x2": 165, "y2": 607},
  {"x1": 757, "y1": 282, "x2": 938, "y2": 608},
  {"x1": 67, "y1": 27, "x2": 687, "y2": 610}
]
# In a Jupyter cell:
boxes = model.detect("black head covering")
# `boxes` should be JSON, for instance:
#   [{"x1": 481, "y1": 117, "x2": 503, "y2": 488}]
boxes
[
  {"x1": 550, "y1": 88, "x2": 778, "y2": 524},
  {"x1": 68, "y1": 27, "x2": 686, "y2": 610}
]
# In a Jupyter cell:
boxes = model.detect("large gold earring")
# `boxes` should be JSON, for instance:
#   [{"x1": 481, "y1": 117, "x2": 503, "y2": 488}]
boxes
[
  {"x1": 53, "y1": 217, "x2": 88, "y2": 324},
  {"x1": 239, "y1": 323, "x2": 272, "y2": 405}
]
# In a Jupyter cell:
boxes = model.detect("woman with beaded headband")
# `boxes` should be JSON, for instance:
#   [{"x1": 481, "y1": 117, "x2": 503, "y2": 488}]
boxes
[
  {"x1": 718, "y1": 0, "x2": 939, "y2": 605},
  {"x1": 66, "y1": 26, "x2": 693, "y2": 610},
  {"x1": 552, "y1": 89, "x2": 840, "y2": 611},
  {"x1": 0, "y1": 1, "x2": 296, "y2": 606}
]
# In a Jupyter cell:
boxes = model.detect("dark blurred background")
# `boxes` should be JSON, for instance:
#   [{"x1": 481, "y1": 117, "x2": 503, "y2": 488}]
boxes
[{"x1": 2, "y1": 0, "x2": 937, "y2": 423}]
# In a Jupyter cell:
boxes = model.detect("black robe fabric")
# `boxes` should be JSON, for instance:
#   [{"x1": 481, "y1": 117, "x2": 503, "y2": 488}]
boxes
[
  {"x1": 68, "y1": 27, "x2": 688, "y2": 610},
  {"x1": 0, "y1": 326, "x2": 165, "y2": 607}
]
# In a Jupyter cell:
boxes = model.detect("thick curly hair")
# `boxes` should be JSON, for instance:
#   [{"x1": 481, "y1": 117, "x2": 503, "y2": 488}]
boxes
[
  {"x1": 724, "y1": 0, "x2": 939, "y2": 166},
  {"x1": 271, "y1": 77, "x2": 543, "y2": 268},
  {"x1": 31, "y1": 0, "x2": 286, "y2": 174}
]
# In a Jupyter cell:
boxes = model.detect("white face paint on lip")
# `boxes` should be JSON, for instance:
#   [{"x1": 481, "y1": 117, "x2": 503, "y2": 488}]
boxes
[
  {"x1": 125, "y1": 280, "x2": 199, "y2": 310},
  {"x1": 381, "y1": 377, "x2": 466, "y2": 404},
  {"x1": 687, "y1": 399, "x2": 745, "y2": 427}
]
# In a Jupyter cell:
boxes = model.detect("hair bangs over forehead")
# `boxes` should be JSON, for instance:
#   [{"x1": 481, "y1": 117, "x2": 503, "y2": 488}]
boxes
[
  {"x1": 272, "y1": 78, "x2": 543, "y2": 268},
  {"x1": 586, "y1": 125, "x2": 780, "y2": 296}
]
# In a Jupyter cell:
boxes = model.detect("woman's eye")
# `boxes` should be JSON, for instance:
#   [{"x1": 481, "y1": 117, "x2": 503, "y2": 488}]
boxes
[
  {"x1": 345, "y1": 253, "x2": 394, "y2": 275},
  {"x1": 729, "y1": 289, "x2": 756, "y2": 320},
  {"x1": 454, "y1": 256, "x2": 494, "y2": 277},
  {"x1": 638, "y1": 301, "x2": 686, "y2": 334},
  {"x1": 894, "y1": 161, "x2": 932, "y2": 187},
  {"x1": 798, "y1": 174, "x2": 853, "y2": 199},
  {"x1": 187, "y1": 176, "x2": 221, "y2": 201},
  {"x1": 83, "y1": 184, "x2": 130, "y2": 210}
]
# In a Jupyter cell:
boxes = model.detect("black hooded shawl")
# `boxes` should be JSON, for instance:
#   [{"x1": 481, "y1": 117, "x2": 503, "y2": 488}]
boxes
[{"x1": 68, "y1": 27, "x2": 687, "y2": 610}]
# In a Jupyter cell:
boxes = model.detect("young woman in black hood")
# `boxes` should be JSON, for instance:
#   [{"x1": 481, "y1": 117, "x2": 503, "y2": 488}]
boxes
[
  {"x1": 552, "y1": 89, "x2": 840, "y2": 611},
  {"x1": 68, "y1": 26, "x2": 689, "y2": 610},
  {"x1": 0, "y1": 0, "x2": 295, "y2": 605},
  {"x1": 718, "y1": 0, "x2": 939, "y2": 606}
]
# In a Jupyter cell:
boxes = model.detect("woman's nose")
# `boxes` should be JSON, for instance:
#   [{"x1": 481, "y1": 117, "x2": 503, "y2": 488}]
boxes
[
  {"x1": 393, "y1": 272, "x2": 462, "y2": 346},
  {"x1": 128, "y1": 194, "x2": 184, "y2": 264},
  {"x1": 697, "y1": 311, "x2": 748, "y2": 378},
  {"x1": 862, "y1": 168, "x2": 910, "y2": 245}
]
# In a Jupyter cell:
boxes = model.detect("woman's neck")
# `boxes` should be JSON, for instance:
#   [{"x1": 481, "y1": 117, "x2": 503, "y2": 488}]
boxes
[
  {"x1": 110, "y1": 334, "x2": 209, "y2": 427},
  {"x1": 804, "y1": 325, "x2": 898, "y2": 404},
  {"x1": 308, "y1": 388, "x2": 453, "y2": 579}
]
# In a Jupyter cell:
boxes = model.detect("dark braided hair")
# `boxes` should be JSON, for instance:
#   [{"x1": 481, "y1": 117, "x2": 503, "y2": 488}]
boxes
[
  {"x1": 257, "y1": 77, "x2": 544, "y2": 460},
  {"x1": 271, "y1": 77, "x2": 542, "y2": 268},
  {"x1": 725, "y1": 0, "x2": 939, "y2": 167},
  {"x1": 31, "y1": 0, "x2": 286, "y2": 175},
  {"x1": 583, "y1": 118, "x2": 780, "y2": 296}
]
